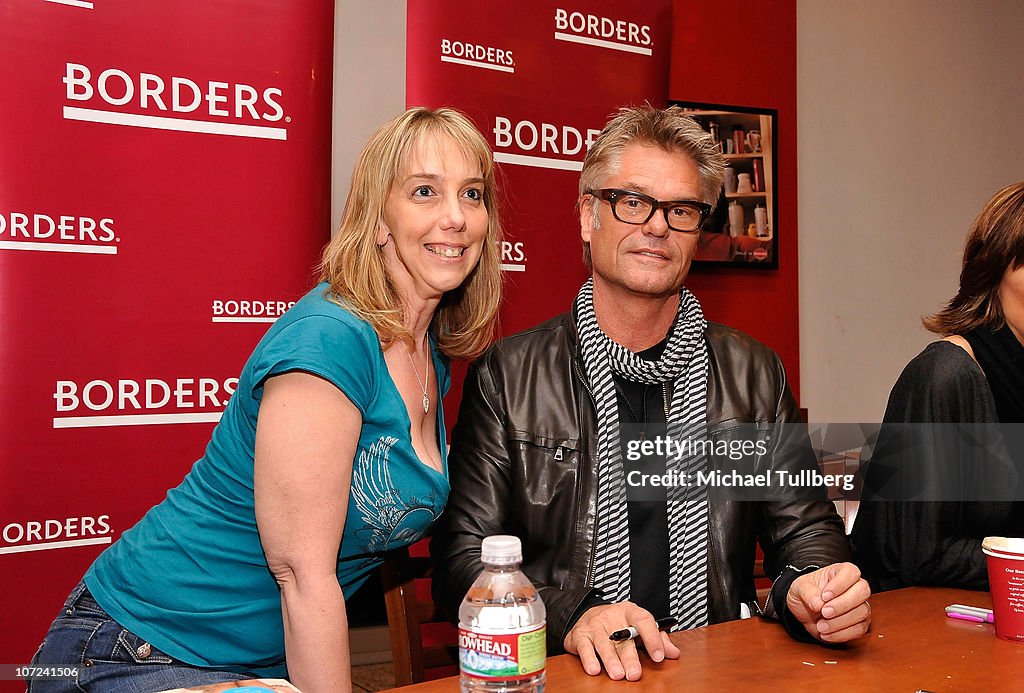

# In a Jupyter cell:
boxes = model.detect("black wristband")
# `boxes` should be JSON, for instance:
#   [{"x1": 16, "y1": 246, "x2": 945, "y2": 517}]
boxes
[
  {"x1": 564, "y1": 590, "x2": 611, "y2": 633},
  {"x1": 770, "y1": 565, "x2": 822, "y2": 644}
]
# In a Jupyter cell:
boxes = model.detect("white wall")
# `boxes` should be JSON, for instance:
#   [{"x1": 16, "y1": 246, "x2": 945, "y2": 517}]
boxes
[
  {"x1": 328, "y1": 1, "x2": 1024, "y2": 421},
  {"x1": 332, "y1": 1, "x2": 407, "y2": 233},
  {"x1": 798, "y1": 0, "x2": 1024, "y2": 422},
  {"x1": 331, "y1": 1, "x2": 407, "y2": 660}
]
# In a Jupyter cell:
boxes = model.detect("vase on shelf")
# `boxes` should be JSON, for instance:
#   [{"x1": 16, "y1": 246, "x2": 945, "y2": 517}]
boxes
[{"x1": 728, "y1": 201, "x2": 744, "y2": 239}]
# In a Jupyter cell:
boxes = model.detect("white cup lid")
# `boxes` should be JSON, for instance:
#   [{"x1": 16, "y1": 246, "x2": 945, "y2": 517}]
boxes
[
  {"x1": 983, "y1": 536, "x2": 1024, "y2": 554},
  {"x1": 481, "y1": 535, "x2": 522, "y2": 564}
]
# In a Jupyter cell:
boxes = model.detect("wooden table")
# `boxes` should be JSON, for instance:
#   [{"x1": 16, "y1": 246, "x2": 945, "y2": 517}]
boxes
[{"x1": 383, "y1": 587, "x2": 1024, "y2": 691}]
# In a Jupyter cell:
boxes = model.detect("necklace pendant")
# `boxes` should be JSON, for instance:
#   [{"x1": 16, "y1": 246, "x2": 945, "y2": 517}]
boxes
[{"x1": 422, "y1": 393, "x2": 430, "y2": 414}]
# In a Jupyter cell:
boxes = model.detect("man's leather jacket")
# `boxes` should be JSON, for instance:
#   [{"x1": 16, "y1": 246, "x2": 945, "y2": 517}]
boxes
[{"x1": 431, "y1": 312, "x2": 851, "y2": 652}]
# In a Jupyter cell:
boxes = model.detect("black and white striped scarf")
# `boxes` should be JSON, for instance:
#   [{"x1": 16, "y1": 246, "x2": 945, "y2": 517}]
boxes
[{"x1": 574, "y1": 278, "x2": 710, "y2": 630}]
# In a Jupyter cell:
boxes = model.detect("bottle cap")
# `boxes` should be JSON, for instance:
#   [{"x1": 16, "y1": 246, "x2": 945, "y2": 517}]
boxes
[{"x1": 481, "y1": 535, "x2": 522, "y2": 564}]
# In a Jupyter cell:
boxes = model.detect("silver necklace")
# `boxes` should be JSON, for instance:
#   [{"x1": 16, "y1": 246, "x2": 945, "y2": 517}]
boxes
[{"x1": 406, "y1": 337, "x2": 430, "y2": 414}]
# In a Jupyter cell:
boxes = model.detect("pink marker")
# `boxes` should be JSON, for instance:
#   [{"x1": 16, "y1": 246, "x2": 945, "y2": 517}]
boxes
[
  {"x1": 945, "y1": 604, "x2": 995, "y2": 623},
  {"x1": 946, "y1": 612, "x2": 985, "y2": 623}
]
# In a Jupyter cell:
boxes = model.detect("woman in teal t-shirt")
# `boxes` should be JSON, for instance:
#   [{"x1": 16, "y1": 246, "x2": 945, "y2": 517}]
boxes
[{"x1": 30, "y1": 107, "x2": 503, "y2": 693}]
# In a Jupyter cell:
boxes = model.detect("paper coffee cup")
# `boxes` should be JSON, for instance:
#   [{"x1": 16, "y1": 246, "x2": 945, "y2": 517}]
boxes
[{"x1": 983, "y1": 537, "x2": 1024, "y2": 642}]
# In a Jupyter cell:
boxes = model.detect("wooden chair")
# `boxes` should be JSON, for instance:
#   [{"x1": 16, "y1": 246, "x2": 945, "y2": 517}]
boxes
[
  {"x1": 380, "y1": 545, "x2": 458, "y2": 686},
  {"x1": 753, "y1": 557, "x2": 771, "y2": 604}
]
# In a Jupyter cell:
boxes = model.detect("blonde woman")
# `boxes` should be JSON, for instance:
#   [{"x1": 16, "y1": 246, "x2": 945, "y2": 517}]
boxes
[{"x1": 30, "y1": 108, "x2": 502, "y2": 693}]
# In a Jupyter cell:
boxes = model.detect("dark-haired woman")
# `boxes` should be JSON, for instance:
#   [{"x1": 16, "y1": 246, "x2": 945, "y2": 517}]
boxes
[{"x1": 853, "y1": 182, "x2": 1024, "y2": 591}]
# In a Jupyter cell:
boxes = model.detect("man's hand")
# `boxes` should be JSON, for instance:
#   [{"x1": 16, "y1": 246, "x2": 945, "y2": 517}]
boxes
[
  {"x1": 787, "y1": 562, "x2": 871, "y2": 643},
  {"x1": 563, "y1": 602, "x2": 680, "y2": 681}
]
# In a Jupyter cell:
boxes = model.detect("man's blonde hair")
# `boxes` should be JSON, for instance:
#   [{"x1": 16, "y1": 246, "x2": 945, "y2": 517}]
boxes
[{"x1": 578, "y1": 106, "x2": 725, "y2": 268}]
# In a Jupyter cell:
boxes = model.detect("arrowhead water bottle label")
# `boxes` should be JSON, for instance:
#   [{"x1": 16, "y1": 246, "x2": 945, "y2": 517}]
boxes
[{"x1": 458, "y1": 624, "x2": 546, "y2": 680}]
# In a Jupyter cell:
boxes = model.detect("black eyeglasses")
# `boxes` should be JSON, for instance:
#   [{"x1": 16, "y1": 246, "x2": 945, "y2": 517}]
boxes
[{"x1": 589, "y1": 189, "x2": 712, "y2": 233}]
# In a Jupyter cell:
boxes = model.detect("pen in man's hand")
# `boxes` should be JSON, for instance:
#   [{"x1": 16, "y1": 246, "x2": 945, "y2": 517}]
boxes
[{"x1": 609, "y1": 616, "x2": 678, "y2": 642}]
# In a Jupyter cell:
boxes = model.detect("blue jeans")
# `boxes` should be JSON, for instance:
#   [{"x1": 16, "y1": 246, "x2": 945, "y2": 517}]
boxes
[{"x1": 29, "y1": 581, "x2": 259, "y2": 692}]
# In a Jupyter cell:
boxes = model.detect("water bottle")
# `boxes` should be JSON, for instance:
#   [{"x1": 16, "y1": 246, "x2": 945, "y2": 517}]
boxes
[{"x1": 458, "y1": 535, "x2": 546, "y2": 693}]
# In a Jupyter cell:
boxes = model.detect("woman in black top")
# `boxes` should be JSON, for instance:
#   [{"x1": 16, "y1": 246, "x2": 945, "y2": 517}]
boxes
[{"x1": 853, "y1": 182, "x2": 1024, "y2": 591}]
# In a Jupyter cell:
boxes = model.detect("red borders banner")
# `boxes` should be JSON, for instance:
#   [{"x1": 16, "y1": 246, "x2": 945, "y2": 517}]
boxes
[
  {"x1": 0, "y1": 0, "x2": 333, "y2": 671},
  {"x1": 407, "y1": 0, "x2": 673, "y2": 338}
]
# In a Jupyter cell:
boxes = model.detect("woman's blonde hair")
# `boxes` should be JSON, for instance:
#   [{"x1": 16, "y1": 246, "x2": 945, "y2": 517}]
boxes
[
  {"x1": 924, "y1": 182, "x2": 1024, "y2": 335},
  {"x1": 320, "y1": 107, "x2": 502, "y2": 360}
]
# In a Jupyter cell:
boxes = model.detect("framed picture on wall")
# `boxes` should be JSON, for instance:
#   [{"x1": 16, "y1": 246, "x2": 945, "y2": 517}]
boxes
[{"x1": 671, "y1": 100, "x2": 779, "y2": 269}]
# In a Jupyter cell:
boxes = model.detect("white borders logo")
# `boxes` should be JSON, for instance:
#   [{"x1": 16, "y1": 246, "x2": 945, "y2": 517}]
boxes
[
  {"x1": 62, "y1": 62, "x2": 288, "y2": 141},
  {"x1": 500, "y1": 241, "x2": 526, "y2": 273},
  {"x1": 0, "y1": 515, "x2": 112, "y2": 555},
  {"x1": 212, "y1": 298, "x2": 295, "y2": 323},
  {"x1": 53, "y1": 377, "x2": 238, "y2": 428},
  {"x1": 44, "y1": 0, "x2": 93, "y2": 9},
  {"x1": 440, "y1": 39, "x2": 515, "y2": 73},
  {"x1": 554, "y1": 8, "x2": 653, "y2": 56},
  {"x1": 492, "y1": 116, "x2": 602, "y2": 171},
  {"x1": 0, "y1": 211, "x2": 118, "y2": 255}
]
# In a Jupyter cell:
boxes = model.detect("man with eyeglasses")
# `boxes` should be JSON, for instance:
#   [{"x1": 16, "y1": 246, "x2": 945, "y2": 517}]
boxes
[{"x1": 432, "y1": 106, "x2": 871, "y2": 681}]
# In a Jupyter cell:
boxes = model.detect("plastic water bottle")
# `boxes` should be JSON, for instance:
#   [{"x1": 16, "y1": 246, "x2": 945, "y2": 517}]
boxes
[{"x1": 458, "y1": 535, "x2": 546, "y2": 693}]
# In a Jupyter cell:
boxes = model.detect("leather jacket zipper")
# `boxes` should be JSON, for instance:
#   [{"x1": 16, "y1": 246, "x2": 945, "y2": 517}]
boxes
[
  {"x1": 572, "y1": 355, "x2": 600, "y2": 588},
  {"x1": 705, "y1": 506, "x2": 724, "y2": 621}
]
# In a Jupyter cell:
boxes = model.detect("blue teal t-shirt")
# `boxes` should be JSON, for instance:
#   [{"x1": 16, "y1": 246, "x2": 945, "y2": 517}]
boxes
[{"x1": 85, "y1": 283, "x2": 450, "y2": 676}]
